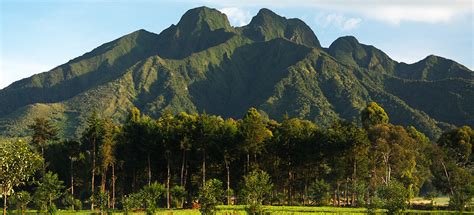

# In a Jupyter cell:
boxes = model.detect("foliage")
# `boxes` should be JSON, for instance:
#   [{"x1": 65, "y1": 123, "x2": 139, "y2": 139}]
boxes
[
  {"x1": 61, "y1": 193, "x2": 82, "y2": 210},
  {"x1": 171, "y1": 185, "x2": 187, "y2": 208},
  {"x1": 0, "y1": 139, "x2": 42, "y2": 214},
  {"x1": 33, "y1": 172, "x2": 65, "y2": 212},
  {"x1": 199, "y1": 179, "x2": 224, "y2": 215},
  {"x1": 361, "y1": 102, "x2": 389, "y2": 129},
  {"x1": 141, "y1": 182, "x2": 165, "y2": 214},
  {"x1": 377, "y1": 181, "x2": 409, "y2": 214},
  {"x1": 308, "y1": 179, "x2": 331, "y2": 206},
  {"x1": 241, "y1": 170, "x2": 273, "y2": 214},
  {"x1": 121, "y1": 193, "x2": 143, "y2": 214},
  {"x1": 10, "y1": 191, "x2": 31, "y2": 215}
]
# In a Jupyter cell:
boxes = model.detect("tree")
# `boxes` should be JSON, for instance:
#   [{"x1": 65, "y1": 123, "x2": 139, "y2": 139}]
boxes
[
  {"x1": 141, "y1": 182, "x2": 165, "y2": 214},
  {"x1": 433, "y1": 126, "x2": 474, "y2": 211},
  {"x1": 275, "y1": 117, "x2": 317, "y2": 205},
  {"x1": 377, "y1": 181, "x2": 409, "y2": 214},
  {"x1": 219, "y1": 118, "x2": 239, "y2": 205},
  {"x1": 437, "y1": 126, "x2": 473, "y2": 167},
  {"x1": 157, "y1": 111, "x2": 177, "y2": 209},
  {"x1": 81, "y1": 111, "x2": 102, "y2": 210},
  {"x1": 10, "y1": 191, "x2": 31, "y2": 215},
  {"x1": 0, "y1": 139, "x2": 43, "y2": 215},
  {"x1": 99, "y1": 119, "x2": 118, "y2": 209},
  {"x1": 195, "y1": 114, "x2": 223, "y2": 187},
  {"x1": 239, "y1": 108, "x2": 272, "y2": 171},
  {"x1": 171, "y1": 185, "x2": 187, "y2": 208},
  {"x1": 33, "y1": 172, "x2": 65, "y2": 212},
  {"x1": 361, "y1": 102, "x2": 389, "y2": 129},
  {"x1": 241, "y1": 170, "x2": 273, "y2": 214},
  {"x1": 198, "y1": 179, "x2": 224, "y2": 215},
  {"x1": 308, "y1": 179, "x2": 331, "y2": 206},
  {"x1": 63, "y1": 139, "x2": 81, "y2": 208},
  {"x1": 28, "y1": 117, "x2": 58, "y2": 172}
]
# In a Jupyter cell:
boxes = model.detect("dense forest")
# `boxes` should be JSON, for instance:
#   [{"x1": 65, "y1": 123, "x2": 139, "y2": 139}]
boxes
[{"x1": 1, "y1": 102, "x2": 473, "y2": 214}]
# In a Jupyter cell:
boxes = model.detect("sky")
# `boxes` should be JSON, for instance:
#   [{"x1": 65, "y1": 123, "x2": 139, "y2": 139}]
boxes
[{"x1": 0, "y1": 0, "x2": 473, "y2": 89}]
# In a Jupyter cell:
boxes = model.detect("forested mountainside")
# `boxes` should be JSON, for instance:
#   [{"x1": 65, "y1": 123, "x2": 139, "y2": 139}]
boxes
[{"x1": 0, "y1": 6, "x2": 472, "y2": 139}]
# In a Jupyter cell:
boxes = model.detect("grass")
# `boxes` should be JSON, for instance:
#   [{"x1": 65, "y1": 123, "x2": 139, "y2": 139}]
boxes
[
  {"x1": 411, "y1": 196, "x2": 450, "y2": 206},
  {"x1": 4, "y1": 205, "x2": 472, "y2": 215}
]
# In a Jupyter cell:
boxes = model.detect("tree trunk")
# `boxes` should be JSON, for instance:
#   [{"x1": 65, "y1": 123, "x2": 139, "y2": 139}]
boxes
[
  {"x1": 3, "y1": 189, "x2": 7, "y2": 215},
  {"x1": 344, "y1": 179, "x2": 348, "y2": 206},
  {"x1": 202, "y1": 149, "x2": 206, "y2": 187},
  {"x1": 352, "y1": 159, "x2": 357, "y2": 206},
  {"x1": 225, "y1": 161, "x2": 231, "y2": 205},
  {"x1": 70, "y1": 158, "x2": 75, "y2": 210},
  {"x1": 112, "y1": 164, "x2": 116, "y2": 209},
  {"x1": 41, "y1": 147, "x2": 45, "y2": 174},
  {"x1": 337, "y1": 182, "x2": 341, "y2": 206},
  {"x1": 303, "y1": 183, "x2": 307, "y2": 206},
  {"x1": 167, "y1": 159, "x2": 171, "y2": 209},
  {"x1": 147, "y1": 153, "x2": 151, "y2": 185},
  {"x1": 184, "y1": 163, "x2": 188, "y2": 188},
  {"x1": 181, "y1": 150, "x2": 186, "y2": 186},
  {"x1": 246, "y1": 153, "x2": 250, "y2": 172},
  {"x1": 91, "y1": 139, "x2": 96, "y2": 210},
  {"x1": 288, "y1": 169, "x2": 293, "y2": 205},
  {"x1": 101, "y1": 167, "x2": 107, "y2": 194}
]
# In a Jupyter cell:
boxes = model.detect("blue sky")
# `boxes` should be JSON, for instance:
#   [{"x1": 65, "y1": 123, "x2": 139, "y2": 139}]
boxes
[{"x1": 1, "y1": 0, "x2": 472, "y2": 89}]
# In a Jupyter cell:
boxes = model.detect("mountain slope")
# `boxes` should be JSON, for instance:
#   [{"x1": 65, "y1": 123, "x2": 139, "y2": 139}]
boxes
[{"x1": 0, "y1": 6, "x2": 472, "y2": 139}]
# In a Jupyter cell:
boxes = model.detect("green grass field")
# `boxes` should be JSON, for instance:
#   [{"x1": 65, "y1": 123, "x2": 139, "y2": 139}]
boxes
[{"x1": 4, "y1": 205, "x2": 472, "y2": 215}]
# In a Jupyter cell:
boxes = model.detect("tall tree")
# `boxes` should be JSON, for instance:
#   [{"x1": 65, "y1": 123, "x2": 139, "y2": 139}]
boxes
[
  {"x1": 219, "y1": 118, "x2": 239, "y2": 204},
  {"x1": 29, "y1": 117, "x2": 58, "y2": 172},
  {"x1": 195, "y1": 114, "x2": 223, "y2": 187},
  {"x1": 239, "y1": 108, "x2": 272, "y2": 171},
  {"x1": 63, "y1": 140, "x2": 81, "y2": 207},
  {"x1": 0, "y1": 139, "x2": 43, "y2": 215},
  {"x1": 99, "y1": 119, "x2": 118, "y2": 203},
  {"x1": 81, "y1": 110, "x2": 102, "y2": 210},
  {"x1": 157, "y1": 111, "x2": 177, "y2": 209}
]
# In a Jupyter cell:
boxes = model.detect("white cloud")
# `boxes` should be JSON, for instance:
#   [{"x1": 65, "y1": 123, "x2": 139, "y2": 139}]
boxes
[
  {"x1": 316, "y1": 13, "x2": 362, "y2": 31},
  {"x1": 218, "y1": 7, "x2": 252, "y2": 26},
  {"x1": 199, "y1": 0, "x2": 472, "y2": 24}
]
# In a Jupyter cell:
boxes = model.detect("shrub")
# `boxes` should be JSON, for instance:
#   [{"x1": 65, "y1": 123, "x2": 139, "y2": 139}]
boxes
[
  {"x1": 241, "y1": 170, "x2": 273, "y2": 214},
  {"x1": 377, "y1": 181, "x2": 409, "y2": 214},
  {"x1": 199, "y1": 179, "x2": 224, "y2": 215},
  {"x1": 308, "y1": 179, "x2": 331, "y2": 206}
]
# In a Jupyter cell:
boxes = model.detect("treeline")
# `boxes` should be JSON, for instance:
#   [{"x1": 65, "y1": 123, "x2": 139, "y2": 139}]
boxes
[{"x1": 1, "y1": 102, "x2": 473, "y2": 214}]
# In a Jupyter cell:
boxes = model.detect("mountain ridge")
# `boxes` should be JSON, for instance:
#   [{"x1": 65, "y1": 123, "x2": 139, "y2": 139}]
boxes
[{"x1": 0, "y1": 6, "x2": 472, "y2": 139}]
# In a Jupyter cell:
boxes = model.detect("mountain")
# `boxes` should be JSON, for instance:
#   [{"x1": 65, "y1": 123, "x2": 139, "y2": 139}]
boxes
[{"x1": 0, "y1": 7, "x2": 472, "y2": 139}]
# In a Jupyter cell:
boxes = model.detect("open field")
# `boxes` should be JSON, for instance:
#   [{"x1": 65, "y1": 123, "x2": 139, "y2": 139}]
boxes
[{"x1": 3, "y1": 205, "x2": 472, "y2": 215}]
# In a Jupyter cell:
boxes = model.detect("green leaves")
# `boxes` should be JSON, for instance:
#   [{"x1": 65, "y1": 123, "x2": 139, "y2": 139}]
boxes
[
  {"x1": 241, "y1": 170, "x2": 273, "y2": 214},
  {"x1": 199, "y1": 179, "x2": 224, "y2": 215},
  {"x1": 361, "y1": 102, "x2": 389, "y2": 129},
  {"x1": 0, "y1": 139, "x2": 43, "y2": 194}
]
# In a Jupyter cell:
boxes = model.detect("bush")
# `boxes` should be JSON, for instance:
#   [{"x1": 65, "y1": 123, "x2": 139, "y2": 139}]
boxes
[
  {"x1": 241, "y1": 170, "x2": 273, "y2": 214},
  {"x1": 199, "y1": 179, "x2": 224, "y2": 215},
  {"x1": 171, "y1": 185, "x2": 187, "y2": 208},
  {"x1": 141, "y1": 182, "x2": 165, "y2": 214},
  {"x1": 122, "y1": 193, "x2": 143, "y2": 214},
  {"x1": 10, "y1": 191, "x2": 32, "y2": 215},
  {"x1": 377, "y1": 181, "x2": 409, "y2": 214},
  {"x1": 121, "y1": 182, "x2": 165, "y2": 214},
  {"x1": 308, "y1": 179, "x2": 331, "y2": 206},
  {"x1": 61, "y1": 193, "x2": 82, "y2": 210}
]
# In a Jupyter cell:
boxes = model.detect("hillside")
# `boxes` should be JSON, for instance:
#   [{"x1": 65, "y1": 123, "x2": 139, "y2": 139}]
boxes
[{"x1": 0, "y1": 6, "x2": 472, "y2": 139}]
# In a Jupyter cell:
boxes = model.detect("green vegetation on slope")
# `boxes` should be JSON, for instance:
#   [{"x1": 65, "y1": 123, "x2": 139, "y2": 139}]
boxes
[{"x1": 0, "y1": 6, "x2": 472, "y2": 139}]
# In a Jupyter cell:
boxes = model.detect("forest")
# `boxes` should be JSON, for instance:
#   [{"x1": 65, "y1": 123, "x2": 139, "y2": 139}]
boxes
[{"x1": 1, "y1": 102, "x2": 473, "y2": 214}]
